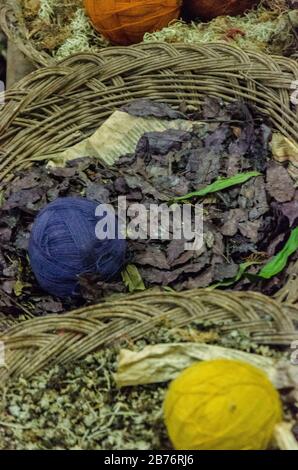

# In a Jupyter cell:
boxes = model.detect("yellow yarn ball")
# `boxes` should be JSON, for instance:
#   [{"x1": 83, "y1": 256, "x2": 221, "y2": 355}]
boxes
[{"x1": 164, "y1": 359, "x2": 282, "y2": 450}]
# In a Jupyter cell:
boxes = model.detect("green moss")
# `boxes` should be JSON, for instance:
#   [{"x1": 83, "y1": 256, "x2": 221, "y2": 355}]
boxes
[
  {"x1": 143, "y1": 7, "x2": 284, "y2": 53},
  {"x1": 38, "y1": 0, "x2": 57, "y2": 23},
  {"x1": 54, "y1": 9, "x2": 105, "y2": 59},
  {"x1": 25, "y1": 2, "x2": 296, "y2": 57}
]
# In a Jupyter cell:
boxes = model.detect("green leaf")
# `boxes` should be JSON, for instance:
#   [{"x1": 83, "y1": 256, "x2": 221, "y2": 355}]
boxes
[
  {"x1": 121, "y1": 264, "x2": 145, "y2": 293},
  {"x1": 208, "y1": 261, "x2": 261, "y2": 289},
  {"x1": 173, "y1": 171, "x2": 261, "y2": 202},
  {"x1": 258, "y1": 227, "x2": 298, "y2": 279},
  {"x1": 163, "y1": 286, "x2": 176, "y2": 293}
]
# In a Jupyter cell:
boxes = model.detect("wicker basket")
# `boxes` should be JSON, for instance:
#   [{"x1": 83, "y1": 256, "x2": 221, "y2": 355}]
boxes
[
  {"x1": 0, "y1": 43, "x2": 298, "y2": 381},
  {"x1": 0, "y1": 1, "x2": 55, "y2": 67}
]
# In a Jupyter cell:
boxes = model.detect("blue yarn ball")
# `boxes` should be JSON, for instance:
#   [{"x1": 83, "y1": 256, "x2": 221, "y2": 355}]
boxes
[{"x1": 28, "y1": 197, "x2": 126, "y2": 298}]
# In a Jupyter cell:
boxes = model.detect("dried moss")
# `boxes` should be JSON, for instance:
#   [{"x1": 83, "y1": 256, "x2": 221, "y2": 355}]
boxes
[
  {"x1": 23, "y1": 0, "x2": 107, "y2": 54},
  {"x1": 143, "y1": 7, "x2": 289, "y2": 54},
  {"x1": 55, "y1": 9, "x2": 108, "y2": 60},
  {"x1": 21, "y1": 2, "x2": 296, "y2": 57},
  {"x1": 38, "y1": 0, "x2": 55, "y2": 23},
  {"x1": 0, "y1": 322, "x2": 285, "y2": 450}
]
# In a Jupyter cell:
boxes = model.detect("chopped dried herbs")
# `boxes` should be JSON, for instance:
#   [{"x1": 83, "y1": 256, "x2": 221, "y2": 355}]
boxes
[{"x1": 0, "y1": 323, "x2": 290, "y2": 450}]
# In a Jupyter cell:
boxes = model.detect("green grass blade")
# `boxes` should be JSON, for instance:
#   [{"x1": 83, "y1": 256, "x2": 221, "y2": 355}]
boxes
[
  {"x1": 258, "y1": 227, "x2": 298, "y2": 279},
  {"x1": 208, "y1": 261, "x2": 261, "y2": 289},
  {"x1": 173, "y1": 171, "x2": 261, "y2": 202}
]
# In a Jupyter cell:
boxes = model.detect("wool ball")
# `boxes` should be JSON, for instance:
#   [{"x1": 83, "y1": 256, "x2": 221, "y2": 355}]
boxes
[
  {"x1": 164, "y1": 359, "x2": 282, "y2": 450},
  {"x1": 84, "y1": 0, "x2": 182, "y2": 45},
  {"x1": 183, "y1": 0, "x2": 259, "y2": 21},
  {"x1": 28, "y1": 197, "x2": 126, "y2": 298}
]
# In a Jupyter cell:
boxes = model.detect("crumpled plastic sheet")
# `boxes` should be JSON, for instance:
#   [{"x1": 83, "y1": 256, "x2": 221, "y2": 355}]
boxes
[
  {"x1": 270, "y1": 132, "x2": 298, "y2": 182},
  {"x1": 114, "y1": 342, "x2": 298, "y2": 391},
  {"x1": 34, "y1": 110, "x2": 199, "y2": 168}
]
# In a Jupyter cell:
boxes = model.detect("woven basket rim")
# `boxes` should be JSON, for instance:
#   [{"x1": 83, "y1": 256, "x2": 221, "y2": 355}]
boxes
[
  {"x1": 1, "y1": 44, "x2": 297, "y2": 178},
  {"x1": 0, "y1": 2, "x2": 54, "y2": 66},
  {"x1": 1, "y1": 289, "x2": 298, "y2": 381}
]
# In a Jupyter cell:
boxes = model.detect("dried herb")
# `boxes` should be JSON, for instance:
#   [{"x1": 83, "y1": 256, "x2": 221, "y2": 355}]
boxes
[
  {"x1": 121, "y1": 265, "x2": 146, "y2": 293},
  {"x1": 0, "y1": 323, "x2": 287, "y2": 450}
]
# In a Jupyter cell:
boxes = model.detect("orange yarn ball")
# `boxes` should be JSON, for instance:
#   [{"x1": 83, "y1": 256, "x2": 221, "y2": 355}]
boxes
[
  {"x1": 84, "y1": 0, "x2": 182, "y2": 46},
  {"x1": 183, "y1": 0, "x2": 260, "y2": 21}
]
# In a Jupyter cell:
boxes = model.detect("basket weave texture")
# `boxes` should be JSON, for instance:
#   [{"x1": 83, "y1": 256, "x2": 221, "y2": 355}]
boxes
[
  {"x1": 0, "y1": 43, "x2": 298, "y2": 181},
  {"x1": 1, "y1": 1, "x2": 298, "y2": 66},
  {"x1": 1, "y1": 290, "x2": 298, "y2": 381},
  {"x1": 0, "y1": 43, "x2": 297, "y2": 379}
]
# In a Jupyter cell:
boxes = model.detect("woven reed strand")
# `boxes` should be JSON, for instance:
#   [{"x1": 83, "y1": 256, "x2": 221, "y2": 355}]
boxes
[
  {"x1": 0, "y1": 43, "x2": 297, "y2": 181},
  {"x1": 0, "y1": 289, "x2": 298, "y2": 381}
]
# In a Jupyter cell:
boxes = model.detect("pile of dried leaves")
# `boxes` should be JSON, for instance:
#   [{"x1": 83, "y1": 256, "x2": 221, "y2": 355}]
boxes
[{"x1": 0, "y1": 98, "x2": 297, "y2": 317}]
